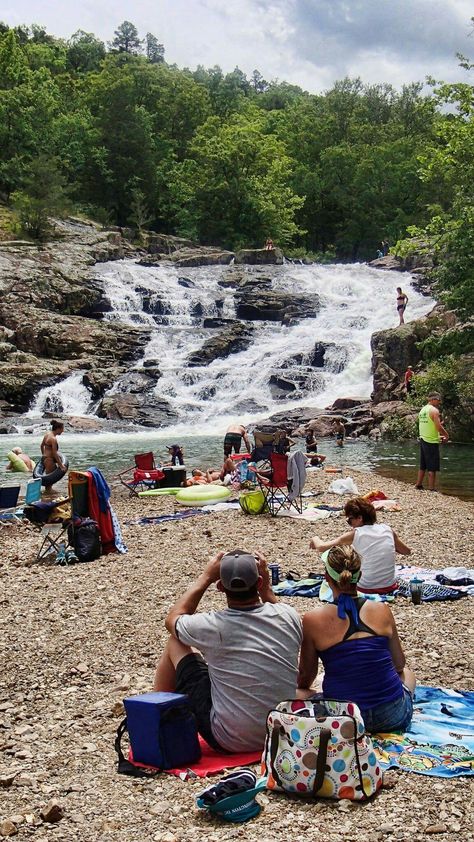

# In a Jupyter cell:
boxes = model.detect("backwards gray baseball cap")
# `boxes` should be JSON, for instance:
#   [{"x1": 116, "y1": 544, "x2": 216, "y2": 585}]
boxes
[{"x1": 220, "y1": 550, "x2": 259, "y2": 592}]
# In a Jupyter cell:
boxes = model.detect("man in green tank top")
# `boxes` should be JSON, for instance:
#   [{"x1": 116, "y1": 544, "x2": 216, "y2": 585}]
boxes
[{"x1": 415, "y1": 392, "x2": 449, "y2": 491}]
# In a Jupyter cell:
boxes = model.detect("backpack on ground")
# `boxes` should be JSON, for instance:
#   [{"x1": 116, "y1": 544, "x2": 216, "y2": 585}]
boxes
[
  {"x1": 67, "y1": 517, "x2": 101, "y2": 562},
  {"x1": 261, "y1": 697, "x2": 383, "y2": 800}
]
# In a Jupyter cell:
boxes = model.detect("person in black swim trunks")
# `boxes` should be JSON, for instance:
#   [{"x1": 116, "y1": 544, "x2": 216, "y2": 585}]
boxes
[
  {"x1": 223, "y1": 424, "x2": 251, "y2": 457},
  {"x1": 333, "y1": 419, "x2": 345, "y2": 447},
  {"x1": 396, "y1": 287, "x2": 409, "y2": 325}
]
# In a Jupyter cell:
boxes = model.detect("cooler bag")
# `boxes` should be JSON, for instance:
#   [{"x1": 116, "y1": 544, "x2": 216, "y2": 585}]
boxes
[{"x1": 116, "y1": 692, "x2": 201, "y2": 774}]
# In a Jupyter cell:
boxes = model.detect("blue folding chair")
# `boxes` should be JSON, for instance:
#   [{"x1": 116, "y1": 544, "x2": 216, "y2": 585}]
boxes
[
  {"x1": 0, "y1": 485, "x2": 21, "y2": 523},
  {"x1": 12, "y1": 479, "x2": 42, "y2": 519}
]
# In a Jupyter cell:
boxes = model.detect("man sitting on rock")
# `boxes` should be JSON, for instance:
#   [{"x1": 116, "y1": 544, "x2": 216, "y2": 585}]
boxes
[{"x1": 153, "y1": 550, "x2": 302, "y2": 752}]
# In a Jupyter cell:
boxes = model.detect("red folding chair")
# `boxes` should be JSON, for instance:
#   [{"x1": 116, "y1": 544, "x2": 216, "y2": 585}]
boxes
[
  {"x1": 117, "y1": 452, "x2": 165, "y2": 497},
  {"x1": 256, "y1": 452, "x2": 303, "y2": 517}
]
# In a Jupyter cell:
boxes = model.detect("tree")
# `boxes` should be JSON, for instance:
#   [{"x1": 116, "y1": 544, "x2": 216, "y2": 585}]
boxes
[
  {"x1": 110, "y1": 21, "x2": 142, "y2": 55},
  {"x1": 11, "y1": 154, "x2": 70, "y2": 240},
  {"x1": 67, "y1": 30, "x2": 105, "y2": 73},
  {"x1": 146, "y1": 32, "x2": 164, "y2": 64},
  {"x1": 170, "y1": 108, "x2": 305, "y2": 248},
  {"x1": 251, "y1": 69, "x2": 268, "y2": 93},
  {"x1": 129, "y1": 180, "x2": 152, "y2": 234}
]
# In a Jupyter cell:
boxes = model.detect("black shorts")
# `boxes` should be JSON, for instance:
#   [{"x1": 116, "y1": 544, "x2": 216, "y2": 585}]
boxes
[
  {"x1": 224, "y1": 432, "x2": 242, "y2": 456},
  {"x1": 175, "y1": 653, "x2": 223, "y2": 751},
  {"x1": 419, "y1": 439, "x2": 440, "y2": 472}
]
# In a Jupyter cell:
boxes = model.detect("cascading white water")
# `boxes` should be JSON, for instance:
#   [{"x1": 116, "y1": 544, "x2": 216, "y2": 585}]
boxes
[
  {"x1": 93, "y1": 259, "x2": 434, "y2": 433},
  {"x1": 27, "y1": 370, "x2": 93, "y2": 418}
]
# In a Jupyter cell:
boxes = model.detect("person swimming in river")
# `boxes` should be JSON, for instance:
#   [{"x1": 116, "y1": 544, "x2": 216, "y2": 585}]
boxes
[
  {"x1": 7, "y1": 446, "x2": 34, "y2": 471},
  {"x1": 396, "y1": 287, "x2": 409, "y2": 325},
  {"x1": 40, "y1": 419, "x2": 65, "y2": 475}
]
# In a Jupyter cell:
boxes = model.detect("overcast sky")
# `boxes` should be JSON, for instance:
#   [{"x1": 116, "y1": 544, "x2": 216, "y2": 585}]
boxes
[{"x1": 3, "y1": 0, "x2": 473, "y2": 92}]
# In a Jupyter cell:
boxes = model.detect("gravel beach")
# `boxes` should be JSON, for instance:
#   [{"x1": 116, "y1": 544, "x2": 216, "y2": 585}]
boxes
[{"x1": 1, "y1": 467, "x2": 473, "y2": 842}]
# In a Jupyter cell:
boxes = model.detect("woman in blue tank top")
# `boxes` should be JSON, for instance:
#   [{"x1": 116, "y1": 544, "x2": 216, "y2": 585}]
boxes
[{"x1": 298, "y1": 546, "x2": 415, "y2": 733}]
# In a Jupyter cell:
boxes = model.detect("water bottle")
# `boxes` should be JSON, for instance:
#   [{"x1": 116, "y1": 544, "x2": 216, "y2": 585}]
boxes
[
  {"x1": 409, "y1": 577, "x2": 423, "y2": 605},
  {"x1": 268, "y1": 564, "x2": 281, "y2": 586}
]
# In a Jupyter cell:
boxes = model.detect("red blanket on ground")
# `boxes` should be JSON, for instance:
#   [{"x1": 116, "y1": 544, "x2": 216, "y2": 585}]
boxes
[{"x1": 130, "y1": 737, "x2": 261, "y2": 780}]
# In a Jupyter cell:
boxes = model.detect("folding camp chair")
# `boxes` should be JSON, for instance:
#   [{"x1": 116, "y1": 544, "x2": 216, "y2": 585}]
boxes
[
  {"x1": 69, "y1": 471, "x2": 90, "y2": 518},
  {"x1": 0, "y1": 485, "x2": 21, "y2": 524},
  {"x1": 256, "y1": 452, "x2": 304, "y2": 517},
  {"x1": 36, "y1": 523, "x2": 69, "y2": 561},
  {"x1": 116, "y1": 452, "x2": 165, "y2": 497}
]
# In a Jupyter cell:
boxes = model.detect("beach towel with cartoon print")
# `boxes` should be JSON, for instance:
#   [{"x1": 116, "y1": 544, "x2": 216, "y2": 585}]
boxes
[{"x1": 373, "y1": 686, "x2": 474, "y2": 777}]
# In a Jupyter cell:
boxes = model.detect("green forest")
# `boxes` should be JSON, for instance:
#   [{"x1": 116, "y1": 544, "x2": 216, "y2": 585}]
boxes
[{"x1": 0, "y1": 19, "x2": 472, "y2": 315}]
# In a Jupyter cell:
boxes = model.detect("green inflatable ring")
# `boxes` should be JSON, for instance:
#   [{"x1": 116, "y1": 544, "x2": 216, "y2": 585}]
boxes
[
  {"x1": 6, "y1": 450, "x2": 35, "y2": 472},
  {"x1": 138, "y1": 487, "x2": 182, "y2": 497},
  {"x1": 175, "y1": 485, "x2": 231, "y2": 506}
]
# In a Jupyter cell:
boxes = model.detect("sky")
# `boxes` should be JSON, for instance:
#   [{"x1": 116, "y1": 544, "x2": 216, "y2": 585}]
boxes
[{"x1": 2, "y1": 0, "x2": 473, "y2": 92}]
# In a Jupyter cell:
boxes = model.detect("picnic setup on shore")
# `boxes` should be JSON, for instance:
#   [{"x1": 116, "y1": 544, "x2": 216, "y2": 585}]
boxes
[{"x1": 1, "y1": 425, "x2": 473, "y2": 835}]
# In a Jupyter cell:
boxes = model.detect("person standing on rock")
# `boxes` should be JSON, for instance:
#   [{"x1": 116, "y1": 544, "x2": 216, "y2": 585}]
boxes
[
  {"x1": 153, "y1": 549, "x2": 302, "y2": 752},
  {"x1": 396, "y1": 287, "x2": 409, "y2": 325},
  {"x1": 416, "y1": 392, "x2": 449, "y2": 492},
  {"x1": 40, "y1": 420, "x2": 65, "y2": 475},
  {"x1": 223, "y1": 424, "x2": 251, "y2": 457},
  {"x1": 404, "y1": 366, "x2": 414, "y2": 396}
]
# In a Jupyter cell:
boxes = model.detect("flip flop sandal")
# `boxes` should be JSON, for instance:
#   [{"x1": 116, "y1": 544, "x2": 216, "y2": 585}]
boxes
[{"x1": 286, "y1": 570, "x2": 301, "y2": 582}]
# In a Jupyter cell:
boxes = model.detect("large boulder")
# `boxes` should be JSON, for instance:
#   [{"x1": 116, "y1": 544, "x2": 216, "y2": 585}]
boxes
[
  {"x1": 97, "y1": 394, "x2": 178, "y2": 428},
  {"x1": 235, "y1": 290, "x2": 318, "y2": 322},
  {"x1": 170, "y1": 247, "x2": 234, "y2": 267},
  {"x1": 0, "y1": 305, "x2": 149, "y2": 364},
  {"x1": 187, "y1": 323, "x2": 253, "y2": 366},
  {"x1": 234, "y1": 248, "x2": 284, "y2": 265},
  {"x1": 0, "y1": 353, "x2": 74, "y2": 410}
]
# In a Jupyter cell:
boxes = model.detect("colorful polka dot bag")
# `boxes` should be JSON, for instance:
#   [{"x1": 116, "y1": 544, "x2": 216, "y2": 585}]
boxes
[{"x1": 261, "y1": 698, "x2": 383, "y2": 800}]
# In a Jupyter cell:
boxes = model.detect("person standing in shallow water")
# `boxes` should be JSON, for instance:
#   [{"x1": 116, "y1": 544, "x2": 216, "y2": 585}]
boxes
[
  {"x1": 396, "y1": 287, "x2": 409, "y2": 325},
  {"x1": 416, "y1": 392, "x2": 449, "y2": 492},
  {"x1": 40, "y1": 419, "x2": 65, "y2": 475}
]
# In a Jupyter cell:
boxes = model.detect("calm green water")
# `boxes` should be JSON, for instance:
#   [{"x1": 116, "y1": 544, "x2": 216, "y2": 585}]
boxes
[{"x1": 1, "y1": 432, "x2": 473, "y2": 501}]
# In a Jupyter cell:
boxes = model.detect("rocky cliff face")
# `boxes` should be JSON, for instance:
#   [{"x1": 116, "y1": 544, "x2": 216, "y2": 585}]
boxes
[{"x1": 371, "y1": 306, "x2": 457, "y2": 403}]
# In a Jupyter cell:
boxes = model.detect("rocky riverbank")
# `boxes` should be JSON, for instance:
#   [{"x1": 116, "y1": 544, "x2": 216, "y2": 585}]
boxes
[{"x1": 1, "y1": 467, "x2": 472, "y2": 841}]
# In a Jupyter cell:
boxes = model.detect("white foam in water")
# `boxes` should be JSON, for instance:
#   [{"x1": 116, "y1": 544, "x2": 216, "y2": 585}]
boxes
[
  {"x1": 27, "y1": 370, "x2": 93, "y2": 418},
  {"x1": 39, "y1": 260, "x2": 433, "y2": 434}
]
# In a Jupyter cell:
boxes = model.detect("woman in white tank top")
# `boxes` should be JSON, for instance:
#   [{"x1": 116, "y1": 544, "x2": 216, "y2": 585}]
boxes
[{"x1": 310, "y1": 497, "x2": 411, "y2": 593}]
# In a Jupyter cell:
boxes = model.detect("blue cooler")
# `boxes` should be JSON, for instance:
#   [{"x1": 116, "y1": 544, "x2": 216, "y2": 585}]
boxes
[{"x1": 124, "y1": 691, "x2": 201, "y2": 768}]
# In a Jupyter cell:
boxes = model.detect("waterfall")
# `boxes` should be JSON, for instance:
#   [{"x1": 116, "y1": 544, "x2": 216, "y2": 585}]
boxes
[
  {"x1": 91, "y1": 259, "x2": 434, "y2": 433},
  {"x1": 27, "y1": 370, "x2": 94, "y2": 418}
]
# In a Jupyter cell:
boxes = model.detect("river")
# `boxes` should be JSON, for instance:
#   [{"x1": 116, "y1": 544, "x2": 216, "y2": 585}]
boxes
[
  {"x1": 3, "y1": 259, "x2": 472, "y2": 501},
  {"x1": 1, "y1": 432, "x2": 472, "y2": 501}
]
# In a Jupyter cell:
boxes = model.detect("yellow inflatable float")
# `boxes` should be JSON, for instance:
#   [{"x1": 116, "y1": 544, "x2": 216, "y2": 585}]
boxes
[{"x1": 6, "y1": 450, "x2": 35, "y2": 472}]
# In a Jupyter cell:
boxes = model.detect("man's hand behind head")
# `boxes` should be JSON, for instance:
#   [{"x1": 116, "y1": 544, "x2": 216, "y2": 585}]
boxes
[{"x1": 202, "y1": 551, "x2": 225, "y2": 585}]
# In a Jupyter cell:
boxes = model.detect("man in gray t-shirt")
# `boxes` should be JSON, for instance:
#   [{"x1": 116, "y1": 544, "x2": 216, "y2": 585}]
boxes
[{"x1": 153, "y1": 549, "x2": 302, "y2": 752}]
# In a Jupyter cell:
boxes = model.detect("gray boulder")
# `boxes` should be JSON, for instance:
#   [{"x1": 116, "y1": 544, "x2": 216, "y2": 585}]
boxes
[
  {"x1": 187, "y1": 323, "x2": 253, "y2": 366},
  {"x1": 97, "y1": 394, "x2": 178, "y2": 428},
  {"x1": 234, "y1": 248, "x2": 284, "y2": 265},
  {"x1": 236, "y1": 290, "x2": 318, "y2": 322}
]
